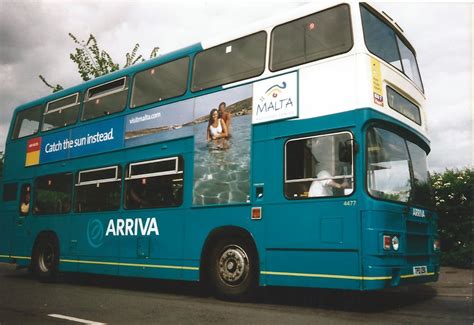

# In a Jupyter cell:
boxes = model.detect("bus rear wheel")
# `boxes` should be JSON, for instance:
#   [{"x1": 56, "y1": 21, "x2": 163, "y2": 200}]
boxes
[
  {"x1": 32, "y1": 234, "x2": 59, "y2": 282},
  {"x1": 209, "y1": 237, "x2": 258, "y2": 301}
]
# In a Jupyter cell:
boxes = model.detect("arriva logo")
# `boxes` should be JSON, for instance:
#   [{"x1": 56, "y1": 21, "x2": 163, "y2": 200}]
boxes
[
  {"x1": 87, "y1": 219, "x2": 105, "y2": 248},
  {"x1": 412, "y1": 208, "x2": 426, "y2": 218},
  {"x1": 105, "y1": 217, "x2": 159, "y2": 237}
]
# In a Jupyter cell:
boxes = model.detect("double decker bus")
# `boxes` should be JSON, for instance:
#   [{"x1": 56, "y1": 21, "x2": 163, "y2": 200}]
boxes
[{"x1": 0, "y1": 1, "x2": 439, "y2": 301}]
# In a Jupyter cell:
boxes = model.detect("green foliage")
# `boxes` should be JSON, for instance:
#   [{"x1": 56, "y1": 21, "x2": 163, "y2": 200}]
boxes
[
  {"x1": 431, "y1": 168, "x2": 473, "y2": 268},
  {"x1": 39, "y1": 33, "x2": 159, "y2": 92},
  {"x1": 69, "y1": 33, "x2": 120, "y2": 81},
  {"x1": 38, "y1": 75, "x2": 64, "y2": 93}
]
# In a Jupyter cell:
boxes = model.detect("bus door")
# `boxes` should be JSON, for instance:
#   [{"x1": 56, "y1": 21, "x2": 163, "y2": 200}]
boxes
[
  {"x1": 11, "y1": 183, "x2": 33, "y2": 260},
  {"x1": 261, "y1": 131, "x2": 360, "y2": 285},
  {"x1": 69, "y1": 166, "x2": 122, "y2": 276},
  {"x1": 119, "y1": 155, "x2": 185, "y2": 280}
]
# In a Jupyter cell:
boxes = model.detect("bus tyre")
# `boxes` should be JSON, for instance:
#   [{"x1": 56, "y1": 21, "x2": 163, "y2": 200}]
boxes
[
  {"x1": 32, "y1": 234, "x2": 59, "y2": 283},
  {"x1": 209, "y1": 237, "x2": 258, "y2": 301}
]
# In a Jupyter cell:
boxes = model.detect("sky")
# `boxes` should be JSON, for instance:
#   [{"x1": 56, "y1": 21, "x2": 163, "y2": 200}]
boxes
[{"x1": 0, "y1": 1, "x2": 471, "y2": 172}]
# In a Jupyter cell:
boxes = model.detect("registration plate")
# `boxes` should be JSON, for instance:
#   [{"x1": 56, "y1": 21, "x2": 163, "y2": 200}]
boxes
[{"x1": 413, "y1": 265, "x2": 428, "y2": 275}]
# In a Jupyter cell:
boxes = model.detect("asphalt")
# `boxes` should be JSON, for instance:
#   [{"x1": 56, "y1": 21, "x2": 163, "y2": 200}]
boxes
[
  {"x1": 428, "y1": 266, "x2": 473, "y2": 298},
  {"x1": 388, "y1": 266, "x2": 473, "y2": 299},
  {"x1": 0, "y1": 263, "x2": 472, "y2": 324}
]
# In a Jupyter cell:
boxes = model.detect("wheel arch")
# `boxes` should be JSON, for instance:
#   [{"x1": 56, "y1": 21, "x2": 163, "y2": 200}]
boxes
[
  {"x1": 31, "y1": 230, "x2": 60, "y2": 262},
  {"x1": 199, "y1": 226, "x2": 259, "y2": 284}
]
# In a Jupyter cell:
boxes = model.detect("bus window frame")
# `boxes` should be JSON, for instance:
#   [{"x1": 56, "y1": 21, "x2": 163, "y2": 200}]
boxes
[
  {"x1": 386, "y1": 86, "x2": 421, "y2": 125},
  {"x1": 130, "y1": 56, "x2": 190, "y2": 109},
  {"x1": 283, "y1": 130, "x2": 355, "y2": 200},
  {"x1": 33, "y1": 172, "x2": 73, "y2": 216},
  {"x1": 86, "y1": 77, "x2": 128, "y2": 101},
  {"x1": 190, "y1": 31, "x2": 267, "y2": 93},
  {"x1": 365, "y1": 122, "x2": 432, "y2": 209},
  {"x1": 19, "y1": 183, "x2": 31, "y2": 216},
  {"x1": 82, "y1": 76, "x2": 129, "y2": 121},
  {"x1": 42, "y1": 92, "x2": 81, "y2": 132},
  {"x1": 77, "y1": 165, "x2": 121, "y2": 186},
  {"x1": 75, "y1": 165, "x2": 122, "y2": 213},
  {"x1": 11, "y1": 105, "x2": 43, "y2": 140},
  {"x1": 124, "y1": 156, "x2": 184, "y2": 210},
  {"x1": 126, "y1": 156, "x2": 181, "y2": 180},
  {"x1": 269, "y1": 3, "x2": 354, "y2": 73}
]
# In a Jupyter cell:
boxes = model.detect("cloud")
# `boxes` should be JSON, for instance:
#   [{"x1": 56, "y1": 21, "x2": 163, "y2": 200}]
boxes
[{"x1": 0, "y1": 2, "x2": 471, "y2": 172}]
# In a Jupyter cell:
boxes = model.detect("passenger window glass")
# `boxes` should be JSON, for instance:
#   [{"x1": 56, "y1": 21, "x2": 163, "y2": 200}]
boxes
[
  {"x1": 192, "y1": 32, "x2": 266, "y2": 91},
  {"x1": 131, "y1": 57, "x2": 189, "y2": 108},
  {"x1": 2, "y1": 183, "x2": 18, "y2": 201},
  {"x1": 12, "y1": 105, "x2": 42, "y2": 139},
  {"x1": 125, "y1": 157, "x2": 184, "y2": 209},
  {"x1": 34, "y1": 173, "x2": 72, "y2": 215},
  {"x1": 19, "y1": 184, "x2": 31, "y2": 216},
  {"x1": 75, "y1": 166, "x2": 122, "y2": 213},
  {"x1": 82, "y1": 77, "x2": 128, "y2": 121},
  {"x1": 285, "y1": 132, "x2": 354, "y2": 199},
  {"x1": 42, "y1": 93, "x2": 80, "y2": 131},
  {"x1": 271, "y1": 4, "x2": 352, "y2": 71}
]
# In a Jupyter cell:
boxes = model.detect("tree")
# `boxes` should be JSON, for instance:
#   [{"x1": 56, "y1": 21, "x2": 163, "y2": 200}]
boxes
[
  {"x1": 39, "y1": 33, "x2": 159, "y2": 92},
  {"x1": 431, "y1": 168, "x2": 473, "y2": 268}
]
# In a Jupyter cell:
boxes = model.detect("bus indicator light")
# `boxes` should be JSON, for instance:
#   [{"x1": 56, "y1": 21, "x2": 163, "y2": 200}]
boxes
[
  {"x1": 307, "y1": 22, "x2": 316, "y2": 31},
  {"x1": 251, "y1": 207, "x2": 262, "y2": 220}
]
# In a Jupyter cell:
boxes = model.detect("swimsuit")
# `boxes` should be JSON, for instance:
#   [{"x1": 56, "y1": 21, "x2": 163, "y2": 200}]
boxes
[{"x1": 209, "y1": 119, "x2": 223, "y2": 137}]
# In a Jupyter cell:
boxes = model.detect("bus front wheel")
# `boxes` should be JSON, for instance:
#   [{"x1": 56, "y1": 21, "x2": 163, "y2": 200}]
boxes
[
  {"x1": 32, "y1": 234, "x2": 59, "y2": 282},
  {"x1": 209, "y1": 237, "x2": 258, "y2": 301}
]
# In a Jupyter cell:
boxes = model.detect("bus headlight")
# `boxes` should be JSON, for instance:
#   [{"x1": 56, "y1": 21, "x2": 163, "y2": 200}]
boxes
[
  {"x1": 434, "y1": 239, "x2": 441, "y2": 251},
  {"x1": 391, "y1": 236, "x2": 400, "y2": 251}
]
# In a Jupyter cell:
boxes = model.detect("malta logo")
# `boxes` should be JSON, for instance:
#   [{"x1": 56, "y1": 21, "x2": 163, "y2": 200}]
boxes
[
  {"x1": 252, "y1": 72, "x2": 298, "y2": 124},
  {"x1": 264, "y1": 82, "x2": 287, "y2": 98}
]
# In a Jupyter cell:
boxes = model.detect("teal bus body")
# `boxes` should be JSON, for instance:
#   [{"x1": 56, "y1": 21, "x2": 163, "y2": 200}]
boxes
[{"x1": 0, "y1": 2, "x2": 438, "y2": 298}]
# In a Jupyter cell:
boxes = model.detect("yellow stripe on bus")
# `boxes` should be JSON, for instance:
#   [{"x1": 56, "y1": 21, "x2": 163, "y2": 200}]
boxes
[
  {"x1": 2, "y1": 255, "x2": 436, "y2": 280},
  {"x1": 60, "y1": 259, "x2": 199, "y2": 271},
  {"x1": 400, "y1": 272, "x2": 435, "y2": 279},
  {"x1": 11, "y1": 255, "x2": 31, "y2": 260},
  {"x1": 261, "y1": 270, "x2": 391, "y2": 281},
  {"x1": 261, "y1": 270, "x2": 435, "y2": 281}
]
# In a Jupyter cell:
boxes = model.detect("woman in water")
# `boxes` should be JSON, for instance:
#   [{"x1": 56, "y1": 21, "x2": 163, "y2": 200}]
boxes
[{"x1": 207, "y1": 108, "x2": 228, "y2": 141}]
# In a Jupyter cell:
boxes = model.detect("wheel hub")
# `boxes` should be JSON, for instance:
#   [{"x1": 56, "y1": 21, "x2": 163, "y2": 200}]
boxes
[
  {"x1": 218, "y1": 245, "x2": 249, "y2": 286},
  {"x1": 38, "y1": 243, "x2": 54, "y2": 273}
]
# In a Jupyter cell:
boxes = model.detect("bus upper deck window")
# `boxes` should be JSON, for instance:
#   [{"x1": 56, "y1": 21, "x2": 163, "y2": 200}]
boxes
[
  {"x1": 191, "y1": 32, "x2": 266, "y2": 92},
  {"x1": 42, "y1": 93, "x2": 80, "y2": 132},
  {"x1": 82, "y1": 77, "x2": 128, "y2": 121},
  {"x1": 270, "y1": 4, "x2": 353, "y2": 72},
  {"x1": 11, "y1": 105, "x2": 42, "y2": 139},
  {"x1": 131, "y1": 57, "x2": 189, "y2": 109}
]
